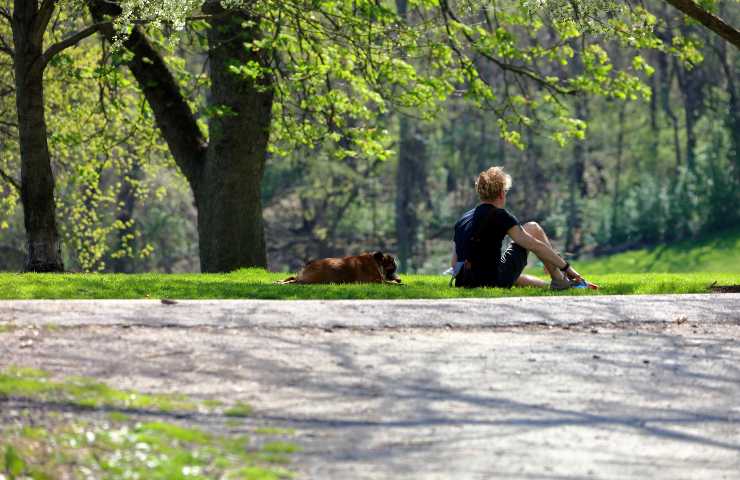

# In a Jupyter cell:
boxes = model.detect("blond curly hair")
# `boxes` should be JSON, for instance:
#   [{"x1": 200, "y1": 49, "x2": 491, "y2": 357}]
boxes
[{"x1": 475, "y1": 166, "x2": 512, "y2": 202}]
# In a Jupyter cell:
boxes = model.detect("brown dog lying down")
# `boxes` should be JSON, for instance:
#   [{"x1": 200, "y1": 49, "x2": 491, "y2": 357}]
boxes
[{"x1": 278, "y1": 251, "x2": 401, "y2": 285}]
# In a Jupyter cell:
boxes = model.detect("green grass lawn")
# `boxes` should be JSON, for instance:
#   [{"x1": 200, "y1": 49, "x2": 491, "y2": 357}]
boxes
[
  {"x1": 577, "y1": 227, "x2": 740, "y2": 275},
  {"x1": 2, "y1": 228, "x2": 737, "y2": 299},
  {"x1": 0, "y1": 269, "x2": 737, "y2": 299}
]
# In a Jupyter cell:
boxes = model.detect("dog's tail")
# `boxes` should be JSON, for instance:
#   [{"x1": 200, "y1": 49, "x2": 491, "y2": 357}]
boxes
[{"x1": 274, "y1": 276, "x2": 298, "y2": 285}]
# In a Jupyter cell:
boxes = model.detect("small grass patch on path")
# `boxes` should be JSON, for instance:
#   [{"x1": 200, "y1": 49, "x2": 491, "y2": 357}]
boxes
[
  {"x1": 0, "y1": 367, "x2": 296, "y2": 480},
  {"x1": 0, "y1": 366, "x2": 198, "y2": 413},
  {"x1": 0, "y1": 270, "x2": 738, "y2": 299}
]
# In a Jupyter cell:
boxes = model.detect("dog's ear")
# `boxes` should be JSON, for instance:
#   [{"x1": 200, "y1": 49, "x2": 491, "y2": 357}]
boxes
[{"x1": 373, "y1": 251, "x2": 384, "y2": 263}]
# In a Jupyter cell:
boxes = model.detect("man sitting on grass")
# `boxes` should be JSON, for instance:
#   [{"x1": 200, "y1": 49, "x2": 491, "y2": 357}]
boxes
[{"x1": 451, "y1": 166, "x2": 597, "y2": 290}]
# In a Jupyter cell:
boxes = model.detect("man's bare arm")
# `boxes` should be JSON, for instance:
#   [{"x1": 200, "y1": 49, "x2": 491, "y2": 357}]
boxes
[
  {"x1": 507, "y1": 225, "x2": 585, "y2": 282},
  {"x1": 507, "y1": 225, "x2": 566, "y2": 267}
]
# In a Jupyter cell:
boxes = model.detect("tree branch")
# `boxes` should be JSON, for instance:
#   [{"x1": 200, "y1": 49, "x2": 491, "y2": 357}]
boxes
[
  {"x1": 0, "y1": 33, "x2": 13, "y2": 57},
  {"x1": 439, "y1": 0, "x2": 576, "y2": 96},
  {"x1": 88, "y1": 0, "x2": 207, "y2": 186},
  {"x1": 33, "y1": 22, "x2": 104, "y2": 74},
  {"x1": 0, "y1": 7, "x2": 11, "y2": 23},
  {"x1": 31, "y1": 0, "x2": 58, "y2": 46},
  {"x1": 0, "y1": 166, "x2": 20, "y2": 191},
  {"x1": 663, "y1": 0, "x2": 740, "y2": 50}
]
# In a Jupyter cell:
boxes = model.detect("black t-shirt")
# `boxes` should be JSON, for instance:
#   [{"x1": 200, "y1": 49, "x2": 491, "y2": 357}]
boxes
[{"x1": 453, "y1": 204, "x2": 519, "y2": 276}]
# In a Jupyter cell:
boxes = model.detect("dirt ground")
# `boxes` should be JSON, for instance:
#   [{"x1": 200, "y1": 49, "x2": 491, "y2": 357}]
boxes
[{"x1": 2, "y1": 301, "x2": 739, "y2": 479}]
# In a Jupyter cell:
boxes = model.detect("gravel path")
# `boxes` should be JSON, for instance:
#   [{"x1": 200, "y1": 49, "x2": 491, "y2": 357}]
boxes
[
  {"x1": 1, "y1": 294, "x2": 738, "y2": 329},
  {"x1": 1, "y1": 295, "x2": 739, "y2": 479}
]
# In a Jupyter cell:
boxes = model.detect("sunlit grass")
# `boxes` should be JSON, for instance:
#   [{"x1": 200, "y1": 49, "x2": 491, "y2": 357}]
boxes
[
  {"x1": 577, "y1": 227, "x2": 740, "y2": 275},
  {"x1": 0, "y1": 269, "x2": 737, "y2": 299},
  {"x1": 3, "y1": 228, "x2": 737, "y2": 299}
]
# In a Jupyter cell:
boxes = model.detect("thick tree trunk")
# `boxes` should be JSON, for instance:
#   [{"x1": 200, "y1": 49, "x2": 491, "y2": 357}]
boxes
[
  {"x1": 12, "y1": 0, "x2": 64, "y2": 272},
  {"x1": 91, "y1": 1, "x2": 273, "y2": 272},
  {"x1": 198, "y1": 6, "x2": 274, "y2": 272}
]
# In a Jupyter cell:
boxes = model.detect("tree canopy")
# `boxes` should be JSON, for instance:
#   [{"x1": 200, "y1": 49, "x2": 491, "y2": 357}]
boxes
[{"x1": 0, "y1": 0, "x2": 737, "y2": 272}]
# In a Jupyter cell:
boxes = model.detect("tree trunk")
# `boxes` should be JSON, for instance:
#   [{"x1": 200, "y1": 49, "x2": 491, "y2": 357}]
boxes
[
  {"x1": 647, "y1": 52, "x2": 659, "y2": 166},
  {"x1": 394, "y1": 0, "x2": 429, "y2": 273},
  {"x1": 682, "y1": 82, "x2": 697, "y2": 173},
  {"x1": 675, "y1": 32, "x2": 704, "y2": 173},
  {"x1": 716, "y1": 27, "x2": 740, "y2": 184},
  {"x1": 395, "y1": 115, "x2": 427, "y2": 273},
  {"x1": 91, "y1": 1, "x2": 274, "y2": 272},
  {"x1": 611, "y1": 102, "x2": 627, "y2": 242},
  {"x1": 565, "y1": 97, "x2": 587, "y2": 254},
  {"x1": 198, "y1": 6, "x2": 274, "y2": 272},
  {"x1": 520, "y1": 127, "x2": 543, "y2": 220},
  {"x1": 111, "y1": 161, "x2": 140, "y2": 273},
  {"x1": 658, "y1": 52, "x2": 682, "y2": 172},
  {"x1": 12, "y1": 0, "x2": 64, "y2": 272}
]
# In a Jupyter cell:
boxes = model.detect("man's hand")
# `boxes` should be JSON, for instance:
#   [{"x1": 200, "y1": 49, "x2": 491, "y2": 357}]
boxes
[
  {"x1": 565, "y1": 265, "x2": 599, "y2": 289},
  {"x1": 564, "y1": 265, "x2": 582, "y2": 282}
]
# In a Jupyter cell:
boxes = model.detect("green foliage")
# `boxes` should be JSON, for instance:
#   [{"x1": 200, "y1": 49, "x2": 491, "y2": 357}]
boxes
[
  {"x1": 1, "y1": 0, "x2": 737, "y2": 276},
  {"x1": 0, "y1": 12, "x2": 182, "y2": 272},
  {"x1": 589, "y1": 142, "x2": 740, "y2": 249},
  {"x1": 110, "y1": 0, "x2": 674, "y2": 155},
  {"x1": 46, "y1": 41, "x2": 175, "y2": 272},
  {"x1": 252, "y1": 0, "x2": 706, "y2": 271},
  {"x1": 0, "y1": 23, "x2": 20, "y2": 236}
]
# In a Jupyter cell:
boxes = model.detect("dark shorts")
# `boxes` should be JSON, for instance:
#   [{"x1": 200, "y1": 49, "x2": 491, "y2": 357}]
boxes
[
  {"x1": 496, "y1": 243, "x2": 529, "y2": 288},
  {"x1": 454, "y1": 243, "x2": 529, "y2": 289}
]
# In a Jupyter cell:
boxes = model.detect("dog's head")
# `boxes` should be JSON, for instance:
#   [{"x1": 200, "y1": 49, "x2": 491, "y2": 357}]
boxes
[{"x1": 373, "y1": 251, "x2": 401, "y2": 282}]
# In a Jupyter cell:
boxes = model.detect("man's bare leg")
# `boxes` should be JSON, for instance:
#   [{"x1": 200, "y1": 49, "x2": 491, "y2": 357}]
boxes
[
  {"x1": 514, "y1": 273, "x2": 548, "y2": 288},
  {"x1": 519, "y1": 222, "x2": 567, "y2": 283}
]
